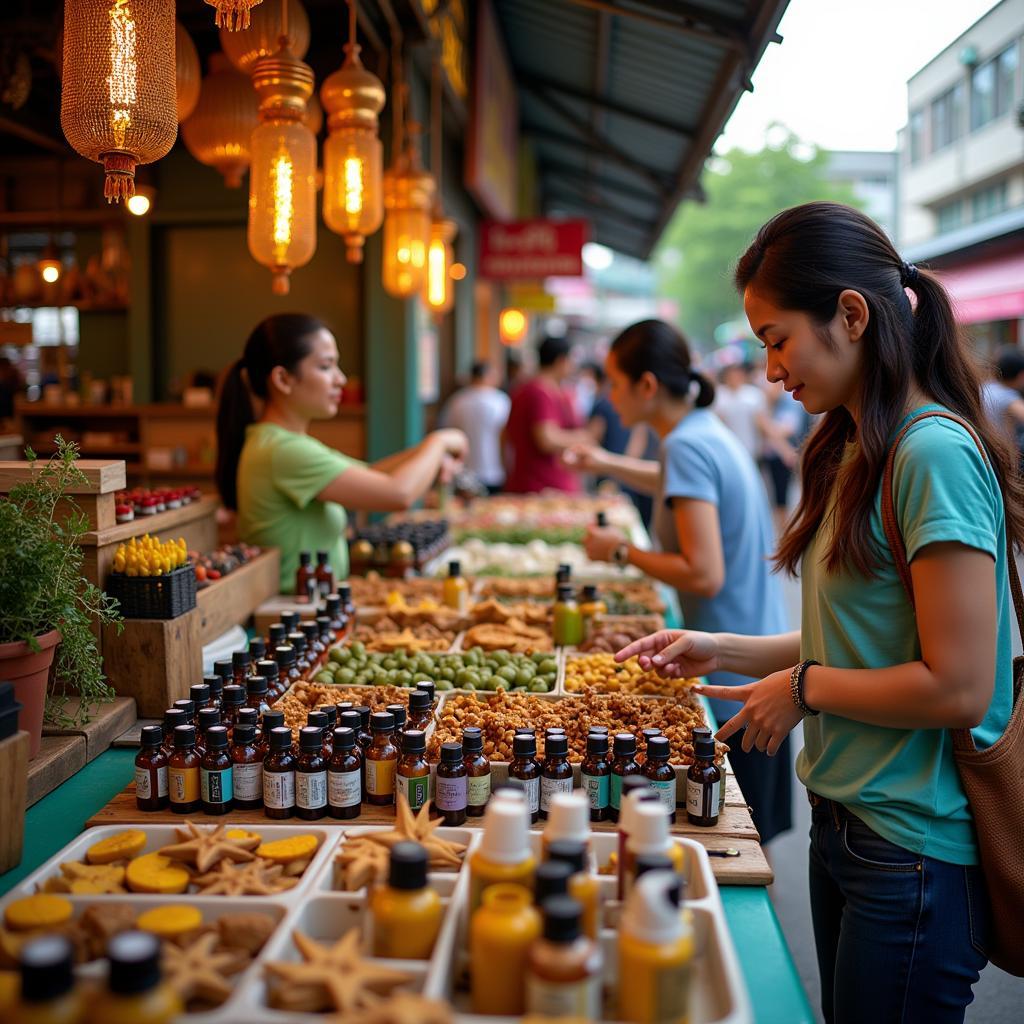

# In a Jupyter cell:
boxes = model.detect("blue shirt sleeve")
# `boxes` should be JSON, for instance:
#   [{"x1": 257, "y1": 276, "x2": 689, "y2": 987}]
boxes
[
  {"x1": 893, "y1": 418, "x2": 1001, "y2": 563},
  {"x1": 662, "y1": 433, "x2": 719, "y2": 507}
]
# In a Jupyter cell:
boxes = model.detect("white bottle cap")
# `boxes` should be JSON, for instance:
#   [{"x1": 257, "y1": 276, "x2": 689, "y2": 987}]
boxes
[
  {"x1": 479, "y1": 796, "x2": 531, "y2": 864},
  {"x1": 626, "y1": 800, "x2": 672, "y2": 855},
  {"x1": 620, "y1": 786, "x2": 660, "y2": 836},
  {"x1": 544, "y1": 791, "x2": 590, "y2": 846},
  {"x1": 622, "y1": 870, "x2": 689, "y2": 945}
]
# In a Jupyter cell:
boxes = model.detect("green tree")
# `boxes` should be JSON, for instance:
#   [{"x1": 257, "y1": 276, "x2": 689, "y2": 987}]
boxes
[{"x1": 655, "y1": 129, "x2": 860, "y2": 348}]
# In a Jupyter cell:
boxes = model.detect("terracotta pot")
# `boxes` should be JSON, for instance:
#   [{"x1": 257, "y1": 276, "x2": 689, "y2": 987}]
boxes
[{"x1": 0, "y1": 629, "x2": 60, "y2": 760}]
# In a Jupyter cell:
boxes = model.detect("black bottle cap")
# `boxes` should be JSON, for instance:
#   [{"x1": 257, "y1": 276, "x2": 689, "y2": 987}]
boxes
[
  {"x1": 463, "y1": 726, "x2": 483, "y2": 753},
  {"x1": 388, "y1": 841, "x2": 428, "y2": 891},
  {"x1": 268, "y1": 624, "x2": 286, "y2": 646},
  {"x1": 692, "y1": 726, "x2": 712, "y2": 741},
  {"x1": 301, "y1": 622, "x2": 320, "y2": 643},
  {"x1": 306, "y1": 712, "x2": 329, "y2": 738},
  {"x1": 318, "y1": 705, "x2": 338, "y2": 727},
  {"x1": 333, "y1": 726, "x2": 356, "y2": 750},
  {"x1": 338, "y1": 711, "x2": 362, "y2": 734},
  {"x1": 441, "y1": 741, "x2": 463, "y2": 763},
  {"x1": 408, "y1": 689, "x2": 432, "y2": 714},
  {"x1": 557, "y1": 563, "x2": 572, "y2": 582},
  {"x1": 316, "y1": 615, "x2": 333, "y2": 632},
  {"x1": 287, "y1": 631, "x2": 307, "y2": 654},
  {"x1": 173, "y1": 699, "x2": 195, "y2": 721},
  {"x1": 173, "y1": 724, "x2": 196, "y2": 749},
  {"x1": 514, "y1": 727, "x2": 535, "y2": 736},
  {"x1": 545, "y1": 727, "x2": 566, "y2": 737},
  {"x1": 233, "y1": 723, "x2": 256, "y2": 745},
  {"x1": 257, "y1": 659, "x2": 279, "y2": 679},
  {"x1": 275, "y1": 645, "x2": 296, "y2": 667},
  {"x1": 634, "y1": 852, "x2": 675, "y2": 881},
  {"x1": 19, "y1": 935, "x2": 74, "y2": 1001},
  {"x1": 596, "y1": 511, "x2": 608, "y2": 527},
  {"x1": 107, "y1": 930, "x2": 162, "y2": 995},
  {"x1": 236, "y1": 707, "x2": 259, "y2": 728},
  {"x1": 338, "y1": 583, "x2": 352, "y2": 600},
  {"x1": 317, "y1": 550, "x2": 329, "y2": 563},
  {"x1": 534, "y1": 860, "x2": 572, "y2": 903},
  {"x1": 402, "y1": 729, "x2": 426, "y2": 754},
  {"x1": 387, "y1": 703, "x2": 407, "y2": 729},
  {"x1": 205, "y1": 674, "x2": 223, "y2": 699},
  {"x1": 198, "y1": 708, "x2": 221, "y2": 733},
  {"x1": 190, "y1": 683, "x2": 210, "y2": 706},
  {"x1": 541, "y1": 895, "x2": 583, "y2": 943},
  {"x1": 336, "y1": 701, "x2": 355, "y2": 711},
  {"x1": 588, "y1": 725, "x2": 609, "y2": 735},
  {"x1": 299, "y1": 552, "x2": 312, "y2": 567},
  {"x1": 646, "y1": 736, "x2": 670, "y2": 761},
  {"x1": 326, "y1": 593, "x2": 341, "y2": 614},
  {"x1": 414, "y1": 680, "x2": 435, "y2": 700},
  {"x1": 299, "y1": 726, "x2": 324, "y2": 753},
  {"x1": 233, "y1": 650, "x2": 250, "y2": 670},
  {"x1": 269, "y1": 726, "x2": 293, "y2": 751},
  {"x1": 547, "y1": 839, "x2": 587, "y2": 874},
  {"x1": 556, "y1": 584, "x2": 573, "y2": 601},
  {"x1": 213, "y1": 659, "x2": 233, "y2": 680},
  {"x1": 582, "y1": 583, "x2": 600, "y2": 600},
  {"x1": 281, "y1": 611, "x2": 300, "y2": 631},
  {"x1": 205, "y1": 725, "x2": 229, "y2": 751},
  {"x1": 622, "y1": 774, "x2": 649, "y2": 797},
  {"x1": 249, "y1": 637, "x2": 266, "y2": 661},
  {"x1": 162, "y1": 708, "x2": 186, "y2": 732},
  {"x1": 221, "y1": 684, "x2": 245, "y2": 708},
  {"x1": 586, "y1": 733, "x2": 608, "y2": 756},
  {"x1": 140, "y1": 724, "x2": 163, "y2": 748},
  {"x1": 513, "y1": 734, "x2": 537, "y2": 757},
  {"x1": 371, "y1": 711, "x2": 395, "y2": 732},
  {"x1": 356, "y1": 706, "x2": 371, "y2": 729},
  {"x1": 247, "y1": 675, "x2": 268, "y2": 697},
  {"x1": 694, "y1": 734, "x2": 717, "y2": 760},
  {"x1": 262, "y1": 710, "x2": 285, "y2": 732},
  {"x1": 448, "y1": 559, "x2": 461, "y2": 576},
  {"x1": 545, "y1": 734, "x2": 568, "y2": 757},
  {"x1": 613, "y1": 732, "x2": 637, "y2": 756}
]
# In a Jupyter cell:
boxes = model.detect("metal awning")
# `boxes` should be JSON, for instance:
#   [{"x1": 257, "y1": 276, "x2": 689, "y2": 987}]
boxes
[{"x1": 493, "y1": 0, "x2": 791, "y2": 259}]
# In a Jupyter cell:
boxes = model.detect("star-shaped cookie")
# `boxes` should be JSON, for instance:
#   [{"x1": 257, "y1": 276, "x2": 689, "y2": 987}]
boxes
[
  {"x1": 334, "y1": 836, "x2": 392, "y2": 891},
  {"x1": 371, "y1": 797, "x2": 467, "y2": 868},
  {"x1": 160, "y1": 821, "x2": 259, "y2": 873},
  {"x1": 328, "y1": 992, "x2": 453, "y2": 1024},
  {"x1": 193, "y1": 858, "x2": 298, "y2": 896},
  {"x1": 163, "y1": 931, "x2": 248, "y2": 1006}
]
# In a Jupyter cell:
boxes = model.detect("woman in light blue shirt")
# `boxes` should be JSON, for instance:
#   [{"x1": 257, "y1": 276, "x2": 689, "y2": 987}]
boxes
[{"x1": 622, "y1": 203, "x2": 1021, "y2": 1023}]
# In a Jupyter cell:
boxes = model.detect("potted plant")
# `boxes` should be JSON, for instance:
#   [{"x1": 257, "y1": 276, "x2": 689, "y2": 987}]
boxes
[{"x1": 0, "y1": 437, "x2": 122, "y2": 757}]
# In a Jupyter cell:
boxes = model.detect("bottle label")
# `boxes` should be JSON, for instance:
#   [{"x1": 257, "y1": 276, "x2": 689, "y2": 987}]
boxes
[
  {"x1": 233, "y1": 762, "x2": 263, "y2": 802},
  {"x1": 526, "y1": 974, "x2": 601, "y2": 1019},
  {"x1": 654, "y1": 961, "x2": 692, "y2": 1018},
  {"x1": 365, "y1": 758, "x2": 396, "y2": 797},
  {"x1": 201, "y1": 767, "x2": 233, "y2": 806},
  {"x1": 264, "y1": 768, "x2": 296, "y2": 809},
  {"x1": 435, "y1": 774, "x2": 468, "y2": 811},
  {"x1": 297, "y1": 770, "x2": 327, "y2": 810},
  {"x1": 540, "y1": 774, "x2": 574, "y2": 813},
  {"x1": 317, "y1": 578, "x2": 332, "y2": 598},
  {"x1": 581, "y1": 771, "x2": 609, "y2": 811},
  {"x1": 649, "y1": 778, "x2": 677, "y2": 814},
  {"x1": 610, "y1": 772, "x2": 624, "y2": 810},
  {"x1": 135, "y1": 765, "x2": 167, "y2": 800},
  {"x1": 516, "y1": 775, "x2": 541, "y2": 815},
  {"x1": 168, "y1": 766, "x2": 199, "y2": 804},
  {"x1": 397, "y1": 773, "x2": 430, "y2": 811},
  {"x1": 686, "y1": 777, "x2": 720, "y2": 820},
  {"x1": 468, "y1": 773, "x2": 491, "y2": 808},
  {"x1": 328, "y1": 768, "x2": 362, "y2": 808}
]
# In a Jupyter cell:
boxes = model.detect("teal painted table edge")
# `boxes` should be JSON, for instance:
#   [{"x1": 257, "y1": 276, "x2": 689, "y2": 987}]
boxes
[{"x1": 1, "y1": 749, "x2": 814, "y2": 1023}]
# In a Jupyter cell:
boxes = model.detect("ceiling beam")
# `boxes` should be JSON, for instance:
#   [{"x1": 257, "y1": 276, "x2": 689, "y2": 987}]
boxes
[
  {"x1": 539, "y1": 158, "x2": 659, "y2": 206},
  {"x1": 547, "y1": 176, "x2": 657, "y2": 227},
  {"x1": 545, "y1": 185, "x2": 656, "y2": 233}
]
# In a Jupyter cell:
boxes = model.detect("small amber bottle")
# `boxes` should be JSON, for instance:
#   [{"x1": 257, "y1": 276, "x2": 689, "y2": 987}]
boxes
[
  {"x1": 219, "y1": 685, "x2": 245, "y2": 733},
  {"x1": 236, "y1": 706, "x2": 261, "y2": 743},
  {"x1": 540, "y1": 734, "x2": 573, "y2": 820},
  {"x1": 316, "y1": 614, "x2": 336, "y2": 647},
  {"x1": 232, "y1": 649, "x2": 251, "y2": 686},
  {"x1": 338, "y1": 583, "x2": 356, "y2": 638},
  {"x1": 365, "y1": 711, "x2": 398, "y2": 806},
  {"x1": 287, "y1": 631, "x2": 311, "y2": 674},
  {"x1": 135, "y1": 725, "x2": 168, "y2": 811},
  {"x1": 168, "y1": 724, "x2": 201, "y2": 814},
  {"x1": 396, "y1": 729, "x2": 430, "y2": 812},
  {"x1": 295, "y1": 551, "x2": 316, "y2": 602},
  {"x1": 317, "y1": 705, "x2": 338, "y2": 749},
  {"x1": 256, "y1": 658, "x2": 281, "y2": 700},
  {"x1": 463, "y1": 727, "x2": 491, "y2": 817},
  {"x1": 213, "y1": 659, "x2": 234, "y2": 688},
  {"x1": 246, "y1": 674, "x2": 271, "y2": 715},
  {"x1": 267, "y1": 623, "x2": 287, "y2": 650},
  {"x1": 275, "y1": 645, "x2": 301, "y2": 697},
  {"x1": 686, "y1": 728, "x2": 721, "y2": 827},
  {"x1": 387, "y1": 702, "x2": 408, "y2": 733},
  {"x1": 324, "y1": 593, "x2": 345, "y2": 635},
  {"x1": 644, "y1": 735, "x2": 676, "y2": 823},
  {"x1": 414, "y1": 680, "x2": 437, "y2": 714},
  {"x1": 296, "y1": 726, "x2": 328, "y2": 820},
  {"x1": 281, "y1": 609, "x2": 301, "y2": 634},
  {"x1": 248, "y1": 636, "x2": 266, "y2": 665},
  {"x1": 581, "y1": 732, "x2": 611, "y2": 822},
  {"x1": 196, "y1": 707, "x2": 221, "y2": 753},
  {"x1": 230, "y1": 723, "x2": 263, "y2": 810},
  {"x1": 302, "y1": 621, "x2": 325, "y2": 667},
  {"x1": 173, "y1": 698, "x2": 196, "y2": 726},
  {"x1": 204, "y1": 674, "x2": 223, "y2": 710},
  {"x1": 510, "y1": 733, "x2": 542, "y2": 823},
  {"x1": 315, "y1": 550, "x2": 335, "y2": 599},
  {"x1": 609, "y1": 733, "x2": 641, "y2": 823},
  {"x1": 328, "y1": 726, "x2": 363, "y2": 819},
  {"x1": 436, "y1": 741, "x2": 468, "y2": 825},
  {"x1": 307, "y1": 710, "x2": 332, "y2": 758},
  {"x1": 160, "y1": 708, "x2": 187, "y2": 758},
  {"x1": 525, "y1": 896, "x2": 602, "y2": 1018},
  {"x1": 261, "y1": 709, "x2": 285, "y2": 755},
  {"x1": 638, "y1": 727, "x2": 662, "y2": 768},
  {"x1": 189, "y1": 682, "x2": 211, "y2": 713},
  {"x1": 200, "y1": 726, "x2": 233, "y2": 815},
  {"x1": 263, "y1": 726, "x2": 296, "y2": 819},
  {"x1": 354, "y1": 706, "x2": 373, "y2": 753},
  {"x1": 407, "y1": 689, "x2": 433, "y2": 732}
]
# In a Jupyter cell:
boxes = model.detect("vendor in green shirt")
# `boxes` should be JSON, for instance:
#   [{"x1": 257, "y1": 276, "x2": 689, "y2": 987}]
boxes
[{"x1": 215, "y1": 313, "x2": 467, "y2": 593}]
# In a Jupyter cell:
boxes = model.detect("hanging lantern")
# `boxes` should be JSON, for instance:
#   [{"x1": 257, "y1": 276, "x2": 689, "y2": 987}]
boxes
[
  {"x1": 181, "y1": 53, "x2": 259, "y2": 188},
  {"x1": 175, "y1": 22, "x2": 201, "y2": 123},
  {"x1": 220, "y1": 0, "x2": 309, "y2": 73},
  {"x1": 423, "y1": 215, "x2": 457, "y2": 313},
  {"x1": 205, "y1": 0, "x2": 264, "y2": 33},
  {"x1": 321, "y1": 2, "x2": 385, "y2": 264},
  {"x1": 247, "y1": 37, "x2": 317, "y2": 295},
  {"x1": 303, "y1": 93, "x2": 323, "y2": 136},
  {"x1": 499, "y1": 308, "x2": 528, "y2": 346},
  {"x1": 382, "y1": 128, "x2": 434, "y2": 299},
  {"x1": 60, "y1": 0, "x2": 177, "y2": 203}
]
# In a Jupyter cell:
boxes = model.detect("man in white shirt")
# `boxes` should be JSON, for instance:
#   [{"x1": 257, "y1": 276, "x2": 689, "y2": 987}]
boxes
[
  {"x1": 439, "y1": 362, "x2": 512, "y2": 492},
  {"x1": 712, "y1": 362, "x2": 767, "y2": 460}
]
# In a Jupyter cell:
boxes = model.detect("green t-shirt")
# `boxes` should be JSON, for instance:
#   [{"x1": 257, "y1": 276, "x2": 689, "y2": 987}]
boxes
[
  {"x1": 236, "y1": 422, "x2": 358, "y2": 593},
  {"x1": 797, "y1": 405, "x2": 1012, "y2": 865}
]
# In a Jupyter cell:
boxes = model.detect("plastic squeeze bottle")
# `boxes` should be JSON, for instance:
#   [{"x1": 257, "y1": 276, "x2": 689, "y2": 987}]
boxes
[
  {"x1": 525, "y1": 896, "x2": 603, "y2": 1019},
  {"x1": 542, "y1": 791, "x2": 592, "y2": 861},
  {"x1": 86, "y1": 931, "x2": 181, "y2": 1024},
  {"x1": 470, "y1": 883, "x2": 541, "y2": 1015},
  {"x1": 618, "y1": 870, "x2": 694, "y2": 1024},
  {"x1": 370, "y1": 842, "x2": 442, "y2": 960},
  {"x1": 624, "y1": 802, "x2": 686, "y2": 898},
  {"x1": 10, "y1": 935, "x2": 84, "y2": 1024},
  {"x1": 469, "y1": 793, "x2": 536, "y2": 914}
]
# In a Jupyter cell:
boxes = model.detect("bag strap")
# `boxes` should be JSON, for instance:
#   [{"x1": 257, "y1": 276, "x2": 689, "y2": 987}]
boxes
[{"x1": 880, "y1": 410, "x2": 1024, "y2": 750}]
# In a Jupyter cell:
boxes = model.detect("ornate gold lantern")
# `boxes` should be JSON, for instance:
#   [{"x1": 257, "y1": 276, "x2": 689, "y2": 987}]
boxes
[
  {"x1": 175, "y1": 21, "x2": 201, "y2": 123},
  {"x1": 422, "y1": 57, "x2": 456, "y2": 313},
  {"x1": 247, "y1": 9, "x2": 317, "y2": 295},
  {"x1": 321, "y1": 1, "x2": 385, "y2": 264},
  {"x1": 60, "y1": 0, "x2": 177, "y2": 202},
  {"x1": 181, "y1": 53, "x2": 259, "y2": 188},
  {"x1": 205, "y1": 0, "x2": 264, "y2": 33},
  {"x1": 219, "y1": 0, "x2": 309, "y2": 73}
]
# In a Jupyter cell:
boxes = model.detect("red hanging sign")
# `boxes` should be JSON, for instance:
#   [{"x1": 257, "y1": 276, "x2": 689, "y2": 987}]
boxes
[{"x1": 479, "y1": 219, "x2": 589, "y2": 280}]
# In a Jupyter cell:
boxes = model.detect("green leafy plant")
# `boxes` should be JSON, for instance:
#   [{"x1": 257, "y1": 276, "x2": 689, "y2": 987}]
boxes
[{"x1": 0, "y1": 436, "x2": 122, "y2": 726}]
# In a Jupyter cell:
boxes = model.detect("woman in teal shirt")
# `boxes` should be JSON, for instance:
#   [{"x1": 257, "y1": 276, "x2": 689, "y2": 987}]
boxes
[
  {"x1": 216, "y1": 313, "x2": 466, "y2": 592},
  {"x1": 621, "y1": 203, "x2": 1022, "y2": 1023}
]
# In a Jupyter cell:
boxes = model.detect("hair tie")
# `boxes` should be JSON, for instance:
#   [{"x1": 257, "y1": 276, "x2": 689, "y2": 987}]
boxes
[{"x1": 900, "y1": 261, "x2": 919, "y2": 288}]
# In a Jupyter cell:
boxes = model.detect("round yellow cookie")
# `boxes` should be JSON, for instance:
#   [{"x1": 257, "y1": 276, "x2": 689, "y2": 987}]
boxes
[
  {"x1": 126, "y1": 852, "x2": 191, "y2": 895},
  {"x1": 226, "y1": 828, "x2": 261, "y2": 844},
  {"x1": 136, "y1": 904, "x2": 203, "y2": 939},
  {"x1": 255, "y1": 835, "x2": 319, "y2": 864},
  {"x1": 4, "y1": 894, "x2": 74, "y2": 931},
  {"x1": 86, "y1": 830, "x2": 147, "y2": 864}
]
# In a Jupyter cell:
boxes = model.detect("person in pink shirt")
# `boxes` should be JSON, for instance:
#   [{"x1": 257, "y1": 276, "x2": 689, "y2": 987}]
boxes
[{"x1": 504, "y1": 336, "x2": 593, "y2": 493}]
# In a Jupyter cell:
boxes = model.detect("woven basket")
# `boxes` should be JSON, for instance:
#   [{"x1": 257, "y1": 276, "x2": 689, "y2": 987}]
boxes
[{"x1": 107, "y1": 564, "x2": 197, "y2": 620}]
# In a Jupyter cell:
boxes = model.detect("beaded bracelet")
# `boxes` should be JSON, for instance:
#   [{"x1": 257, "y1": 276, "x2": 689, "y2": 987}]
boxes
[{"x1": 790, "y1": 659, "x2": 820, "y2": 717}]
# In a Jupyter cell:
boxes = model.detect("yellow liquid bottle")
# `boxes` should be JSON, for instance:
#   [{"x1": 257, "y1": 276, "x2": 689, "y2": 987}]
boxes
[
  {"x1": 443, "y1": 559, "x2": 469, "y2": 613},
  {"x1": 370, "y1": 842, "x2": 443, "y2": 960},
  {"x1": 10, "y1": 936, "x2": 84, "y2": 1024},
  {"x1": 618, "y1": 870, "x2": 694, "y2": 1024},
  {"x1": 470, "y1": 883, "x2": 541, "y2": 1015},
  {"x1": 469, "y1": 793, "x2": 536, "y2": 914},
  {"x1": 624, "y1": 801, "x2": 686, "y2": 899},
  {"x1": 86, "y1": 932, "x2": 181, "y2": 1024}
]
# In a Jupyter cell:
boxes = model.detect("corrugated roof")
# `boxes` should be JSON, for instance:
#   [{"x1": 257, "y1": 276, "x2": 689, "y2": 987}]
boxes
[{"x1": 493, "y1": 0, "x2": 790, "y2": 259}]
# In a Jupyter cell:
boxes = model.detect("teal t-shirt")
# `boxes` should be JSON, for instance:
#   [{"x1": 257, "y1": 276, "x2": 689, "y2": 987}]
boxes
[
  {"x1": 236, "y1": 422, "x2": 360, "y2": 593},
  {"x1": 797, "y1": 405, "x2": 1012, "y2": 865}
]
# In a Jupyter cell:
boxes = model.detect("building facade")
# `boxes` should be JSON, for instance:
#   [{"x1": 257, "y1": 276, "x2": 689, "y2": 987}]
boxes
[{"x1": 825, "y1": 150, "x2": 899, "y2": 240}]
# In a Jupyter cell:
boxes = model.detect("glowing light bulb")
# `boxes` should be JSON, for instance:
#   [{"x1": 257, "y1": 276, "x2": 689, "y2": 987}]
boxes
[
  {"x1": 126, "y1": 192, "x2": 150, "y2": 215},
  {"x1": 450, "y1": 262, "x2": 467, "y2": 281},
  {"x1": 343, "y1": 156, "x2": 364, "y2": 215},
  {"x1": 272, "y1": 151, "x2": 294, "y2": 257},
  {"x1": 41, "y1": 264, "x2": 61, "y2": 284},
  {"x1": 108, "y1": 0, "x2": 138, "y2": 150},
  {"x1": 500, "y1": 308, "x2": 528, "y2": 345}
]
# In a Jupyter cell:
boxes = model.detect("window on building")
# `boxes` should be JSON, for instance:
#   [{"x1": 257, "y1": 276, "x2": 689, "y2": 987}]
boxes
[
  {"x1": 971, "y1": 43, "x2": 1019, "y2": 129},
  {"x1": 971, "y1": 180, "x2": 1009, "y2": 222},
  {"x1": 936, "y1": 199, "x2": 964, "y2": 233},
  {"x1": 995, "y1": 43, "x2": 1018, "y2": 118},
  {"x1": 931, "y1": 82, "x2": 965, "y2": 150},
  {"x1": 909, "y1": 108, "x2": 926, "y2": 162}
]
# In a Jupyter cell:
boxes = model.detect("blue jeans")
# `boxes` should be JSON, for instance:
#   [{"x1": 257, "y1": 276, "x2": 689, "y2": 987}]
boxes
[{"x1": 808, "y1": 795, "x2": 990, "y2": 1024}]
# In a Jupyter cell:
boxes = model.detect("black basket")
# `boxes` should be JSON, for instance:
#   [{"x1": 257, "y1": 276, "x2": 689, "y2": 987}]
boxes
[{"x1": 107, "y1": 563, "x2": 197, "y2": 619}]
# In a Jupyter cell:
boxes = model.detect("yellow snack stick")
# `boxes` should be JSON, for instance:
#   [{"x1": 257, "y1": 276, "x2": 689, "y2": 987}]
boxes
[
  {"x1": 136, "y1": 904, "x2": 203, "y2": 939},
  {"x1": 126, "y1": 852, "x2": 191, "y2": 894},
  {"x1": 4, "y1": 894, "x2": 73, "y2": 931},
  {"x1": 255, "y1": 834, "x2": 320, "y2": 864},
  {"x1": 86, "y1": 829, "x2": 147, "y2": 864}
]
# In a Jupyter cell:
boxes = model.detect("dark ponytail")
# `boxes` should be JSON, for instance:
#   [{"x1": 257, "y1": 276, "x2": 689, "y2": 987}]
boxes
[
  {"x1": 215, "y1": 313, "x2": 327, "y2": 510},
  {"x1": 735, "y1": 201, "x2": 1024, "y2": 577},
  {"x1": 610, "y1": 318, "x2": 715, "y2": 407}
]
